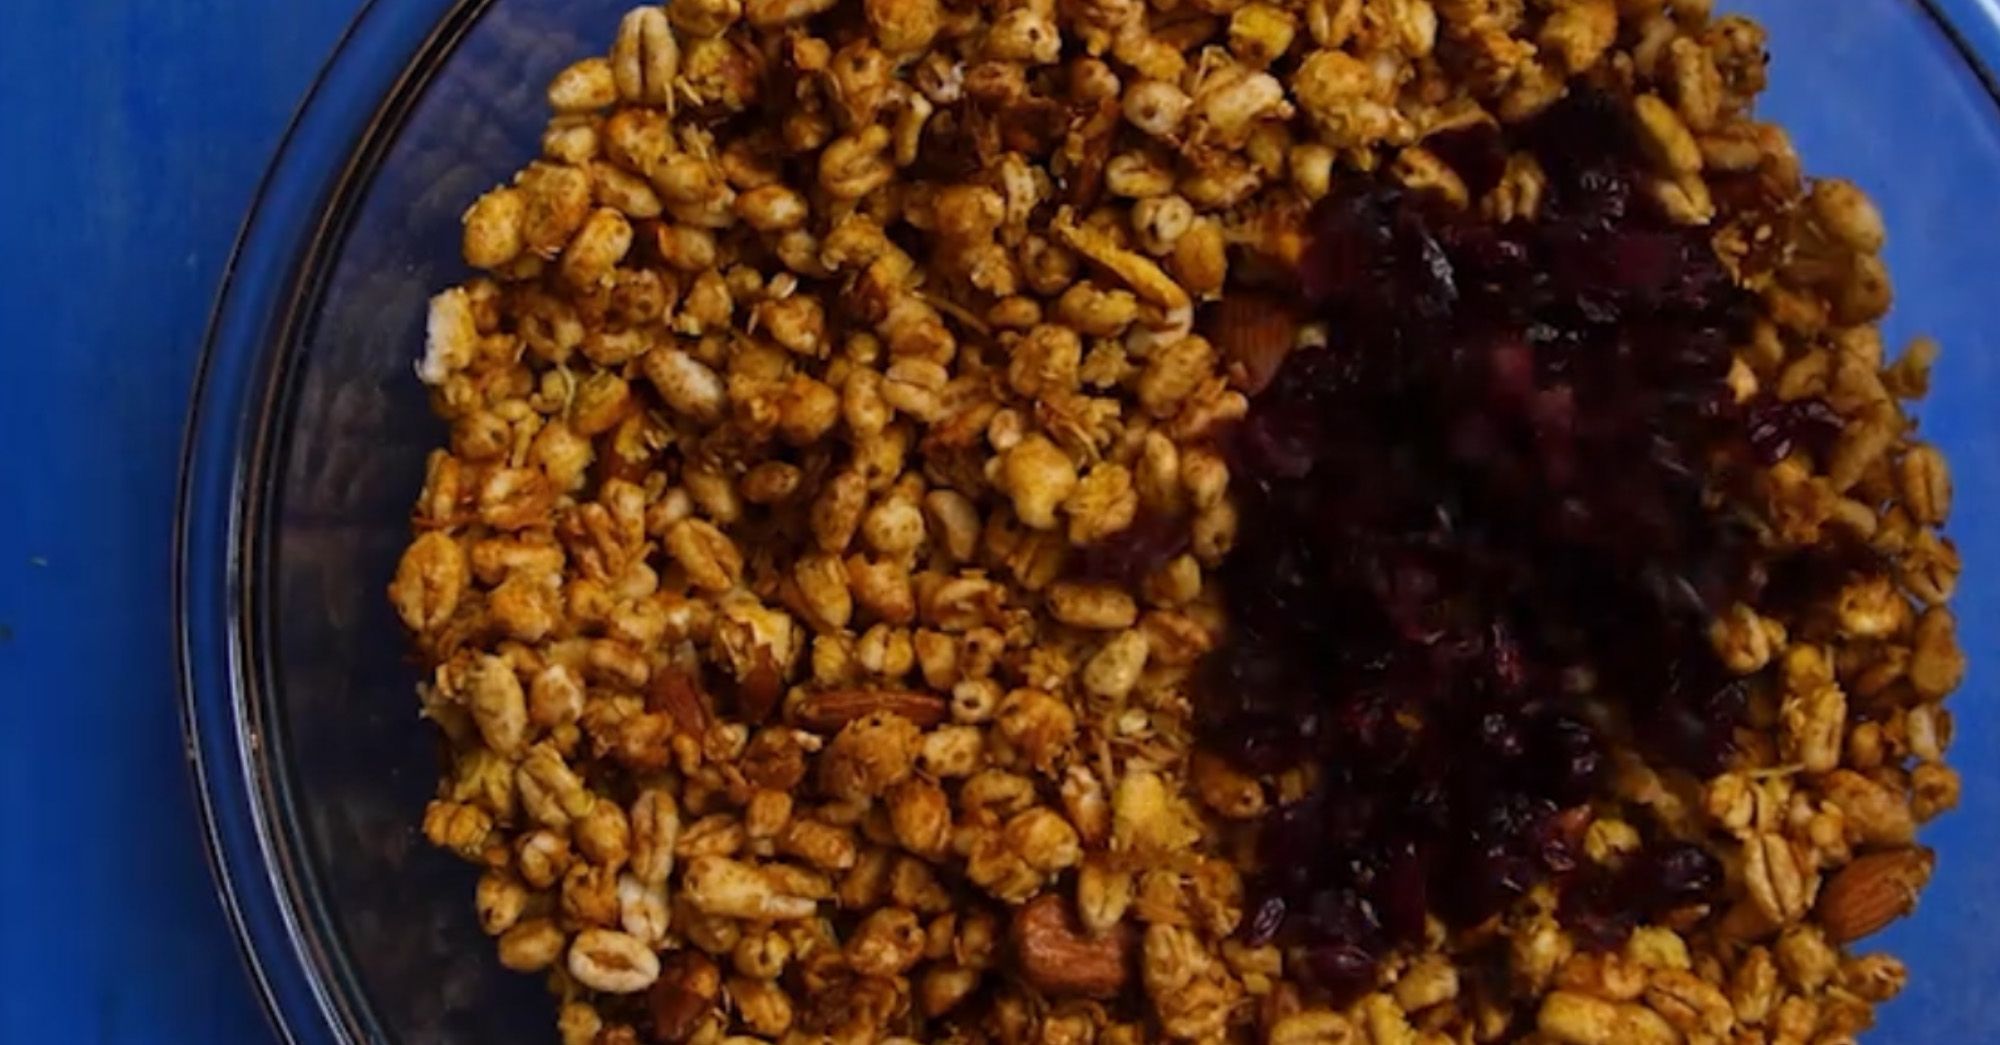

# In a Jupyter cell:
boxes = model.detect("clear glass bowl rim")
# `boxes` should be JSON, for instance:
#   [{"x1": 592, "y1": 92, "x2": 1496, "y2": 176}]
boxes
[{"x1": 178, "y1": 2, "x2": 501, "y2": 1041}]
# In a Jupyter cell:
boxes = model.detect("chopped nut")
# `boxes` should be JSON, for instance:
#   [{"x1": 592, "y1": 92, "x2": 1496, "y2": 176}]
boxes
[
  {"x1": 650, "y1": 953, "x2": 722, "y2": 1039},
  {"x1": 794, "y1": 688, "x2": 948, "y2": 731},
  {"x1": 396, "y1": 5, "x2": 1966, "y2": 1042},
  {"x1": 1012, "y1": 894, "x2": 1132, "y2": 999}
]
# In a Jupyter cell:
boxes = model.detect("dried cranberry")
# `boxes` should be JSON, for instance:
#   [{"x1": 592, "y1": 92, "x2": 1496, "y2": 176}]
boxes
[
  {"x1": 1244, "y1": 894, "x2": 1290, "y2": 947},
  {"x1": 1303, "y1": 941, "x2": 1380, "y2": 1004},
  {"x1": 1425, "y1": 122, "x2": 1509, "y2": 198},
  {"x1": 1077, "y1": 510, "x2": 1189, "y2": 587},
  {"x1": 1560, "y1": 838, "x2": 1723, "y2": 949},
  {"x1": 1533, "y1": 714, "x2": 1606, "y2": 802},
  {"x1": 1640, "y1": 842, "x2": 1723, "y2": 906},
  {"x1": 1745, "y1": 395, "x2": 1845, "y2": 464}
]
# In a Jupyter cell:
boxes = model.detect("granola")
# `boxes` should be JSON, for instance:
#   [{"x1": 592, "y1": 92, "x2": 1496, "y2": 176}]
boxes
[{"x1": 391, "y1": 0, "x2": 1963, "y2": 1040}]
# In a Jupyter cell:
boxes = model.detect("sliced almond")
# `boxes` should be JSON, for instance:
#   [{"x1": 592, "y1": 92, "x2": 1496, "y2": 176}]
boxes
[{"x1": 793, "y1": 688, "x2": 949, "y2": 731}]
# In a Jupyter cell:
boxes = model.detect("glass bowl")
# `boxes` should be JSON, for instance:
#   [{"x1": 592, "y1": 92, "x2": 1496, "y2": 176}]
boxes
[{"x1": 177, "y1": 1, "x2": 2000, "y2": 1041}]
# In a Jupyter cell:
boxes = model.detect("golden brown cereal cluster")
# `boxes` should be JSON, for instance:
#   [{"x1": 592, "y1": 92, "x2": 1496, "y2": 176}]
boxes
[{"x1": 388, "y1": 0, "x2": 1963, "y2": 1040}]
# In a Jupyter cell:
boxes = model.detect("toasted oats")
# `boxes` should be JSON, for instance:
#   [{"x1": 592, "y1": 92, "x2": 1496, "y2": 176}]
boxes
[{"x1": 396, "y1": 2, "x2": 1959, "y2": 1040}]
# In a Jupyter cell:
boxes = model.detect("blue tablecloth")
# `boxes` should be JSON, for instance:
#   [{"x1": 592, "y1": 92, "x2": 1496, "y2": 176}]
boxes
[{"x1": 0, "y1": 4, "x2": 360, "y2": 1040}]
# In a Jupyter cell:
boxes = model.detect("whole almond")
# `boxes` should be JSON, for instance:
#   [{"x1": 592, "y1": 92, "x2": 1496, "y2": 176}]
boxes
[
  {"x1": 1818, "y1": 847, "x2": 1934, "y2": 943},
  {"x1": 1011, "y1": 893, "x2": 1132, "y2": 1000},
  {"x1": 794, "y1": 688, "x2": 949, "y2": 731}
]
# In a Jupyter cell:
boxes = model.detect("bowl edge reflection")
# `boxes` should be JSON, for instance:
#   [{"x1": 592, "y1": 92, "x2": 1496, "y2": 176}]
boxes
[{"x1": 176, "y1": 1, "x2": 493, "y2": 1042}]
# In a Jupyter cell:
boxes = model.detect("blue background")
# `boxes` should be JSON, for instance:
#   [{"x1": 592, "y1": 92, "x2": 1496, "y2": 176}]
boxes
[
  {"x1": 3, "y1": 1, "x2": 1998, "y2": 1043},
  {"x1": 0, "y1": 3, "x2": 361, "y2": 1041}
]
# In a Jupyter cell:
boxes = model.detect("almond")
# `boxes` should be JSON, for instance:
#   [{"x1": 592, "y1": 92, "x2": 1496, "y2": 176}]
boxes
[
  {"x1": 1011, "y1": 893, "x2": 1132, "y2": 1000},
  {"x1": 1203, "y1": 292, "x2": 1299, "y2": 396},
  {"x1": 1818, "y1": 847, "x2": 1934, "y2": 943},
  {"x1": 794, "y1": 688, "x2": 949, "y2": 731}
]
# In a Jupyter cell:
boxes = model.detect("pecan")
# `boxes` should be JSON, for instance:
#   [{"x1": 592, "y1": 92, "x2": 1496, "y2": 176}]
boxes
[
  {"x1": 646, "y1": 952, "x2": 721, "y2": 1043},
  {"x1": 735, "y1": 655, "x2": 784, "y2": 722},
  {"x1": 1011, "y1": 893, "x2": 1132, "y2": 1000},
  {"x1": 1818, "y1": 847, "x2": 1934, "y2": 943},
  {"x1": 647, "y1": 667, "x2": 714, "y2": 736},
  {"x1": 793, "y1": 688, "x2": 949, "y2": 730}
]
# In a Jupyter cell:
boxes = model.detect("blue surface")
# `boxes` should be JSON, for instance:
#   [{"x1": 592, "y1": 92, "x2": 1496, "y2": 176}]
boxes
[
  {"x1": 1742, "y1": 5, "x2": 2000, "y2": 1039},
  {"x1": 4, "y1": 2, "x2": 2000, "y2": 1043},
  {"x1": 0, "y1": 3, "x2": 359, "y2": 1042}
]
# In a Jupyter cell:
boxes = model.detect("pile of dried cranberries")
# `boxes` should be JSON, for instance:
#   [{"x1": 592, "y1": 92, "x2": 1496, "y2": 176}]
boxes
[{"x1": 1200, "y1": 92, "x2": 1770, "y2": 997}]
